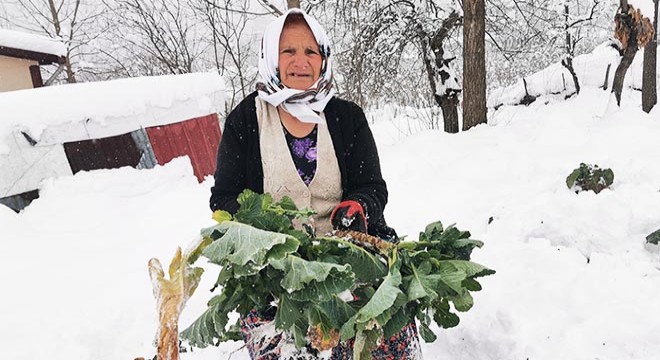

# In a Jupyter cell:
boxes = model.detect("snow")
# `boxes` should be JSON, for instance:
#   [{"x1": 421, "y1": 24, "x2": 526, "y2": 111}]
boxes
[
  {"x1": 1, "y1": 47, "x2": 660, "y2": 360},
  {"x1": 488, "y1": 41, "x2": 657, "y2": 108},
  {"x1": 0, "y1": 28, "x2": 68, "y2": 56},
  {"x1": 0, "y1": 72, "x2": 226, "y2": 152}
]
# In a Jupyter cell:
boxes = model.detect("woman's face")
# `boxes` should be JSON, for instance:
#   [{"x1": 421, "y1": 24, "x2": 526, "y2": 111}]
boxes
[{"x1": 278, "y1": 23, "x2": 322, "y2": 90}]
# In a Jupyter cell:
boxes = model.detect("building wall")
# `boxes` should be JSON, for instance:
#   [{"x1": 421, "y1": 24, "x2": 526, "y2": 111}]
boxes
[
  {"x1": 0, "y1": 55, "x2": 37, "y2": 92},
  {"x1": 63, "y1": 132, "x2": 143, "y2": 174}
]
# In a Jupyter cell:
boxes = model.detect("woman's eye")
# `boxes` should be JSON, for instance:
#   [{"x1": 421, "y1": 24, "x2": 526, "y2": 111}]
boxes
[
  {"x1": 282, "y1": 49, "x2": 294, "y2": 54},
  {"x1": 305, "y1": 49, "x2": 318, "y2": 55}
]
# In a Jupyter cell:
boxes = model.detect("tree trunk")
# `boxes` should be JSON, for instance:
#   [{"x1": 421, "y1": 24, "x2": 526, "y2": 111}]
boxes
[
  {"x1": 462, "y1": 0, "x2": 487, "y2": 131},
  {"x1": 287, "y1": 0, "x2": 301, "y2": 9},
  {"x1": 612, "y1": 47, "x2": 638, "y2": 106},
  {"x1": 562, "y1": 4, "x2": 580, "y2": 95},
  {"x1": 561, "y1": 58, "x2": 580, "y2": 96},
  {"x1": 642, "y1": 0, "x2": 658, "y2": 113},
  {"x1": 417, "y1": 12, "x2": 461, "y2": 132},
  {"x1": 612, "y1": 0, "x2": 639, "y2": 106},
  {"x1": 437, "y1": 94, "x2": 460, "y2": 133}
]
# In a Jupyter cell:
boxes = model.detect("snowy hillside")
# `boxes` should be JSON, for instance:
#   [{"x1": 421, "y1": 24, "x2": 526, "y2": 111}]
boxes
[
  {"x1": 2, "y1": 42, "x2": 660, "y2": 359},
  {"x1": 487, "y1": 41, "x2": 659, "y2": 108}
]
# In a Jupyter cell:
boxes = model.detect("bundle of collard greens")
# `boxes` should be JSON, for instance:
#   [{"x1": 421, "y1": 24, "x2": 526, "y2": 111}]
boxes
[{"x1": 180, "y1": 190, "x2": 494, "y2": 359}]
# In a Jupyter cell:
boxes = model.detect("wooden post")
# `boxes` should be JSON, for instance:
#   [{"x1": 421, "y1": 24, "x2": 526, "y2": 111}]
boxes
[
  {"x1": 29, "y1": 65, "x2": 44, "y2": 88},
  {"x1": 287, "y1": 0, "x2": 300, "y2": 9},
  {"x1": 603, "y1": 64, "x2": 611, "y2": 90}
]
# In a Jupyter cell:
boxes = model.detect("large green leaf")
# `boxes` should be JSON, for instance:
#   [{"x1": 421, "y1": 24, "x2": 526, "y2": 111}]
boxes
[
  {"x1": 463, "y1": 277, "x2": 483, "y2": 291},
  {"x1": 448, "y1": 291, "x2": 474, "y2": 312},
  {"x1": 435, "y1": 260, "x2": 495, "y2": 294},
  {"x1": 432, "y1": 298, "x2": 460, "y2": 329},
  {"x1": 424, "y1": 220, "x2": 444, "y2": 237},
  {"x1": 289, "y1": 268, "x2": 355, "y2": 302},
  {"x1": 202, "y1": 221, "x2": 299, "y2": 268},
  {"x1": 356, "y1": 267, "x2": 402, "y2": 323},
  {"x1": 439, "y1": 260, "x2": 496, "y2": 278},
  {"x1": 454, "y1": 238, "x2": 484, "y2": 249},
  {"x1": 199, "y1": 222, "x2": 227, "y2": 241},
  {"x1": 317, "y1": 236, "x2": 388, "y2": 282},
  {"x1": 275, "y1": 293, "x2": 304, "y2": 329},
  {"x1": 354, "y1": 327, "x2": 382, "y2": 360},
  {"x1": 405, "y1": 261, "x2": 441, "y2": 302},
  {"x1": 233, "y1": 191, "x2": 315, "y2": 232},
  {"x1": 382, "y1": 307, "x2": 411, "y2": 339},
  {"x1": 342, "y1": 246, "x2": 388, "y2": 282},
  {"x1": 340, "y1": 314, "x2": 358, "y2": 341},
  {"x1": 270, "y1": 255, "x2": 353, "y2": 297},
  {"x1": 316, "y1": 296, "x2": 358, "y2": 329},
  {"x1": 234, "y1": 190, "x2": 263, "y2": 221},
  {"x1": 180, "y1": 299, "x2": 225, "y2": 348},
  {"x1": 418, "y1": 320, "x2": 437, "y2": 342},
  {"x1": 437, "y1": 225, "x2": 462, "y2": 243},
  {"x1": 291, "y1": 321, "x2": 308, "y2": 348}
]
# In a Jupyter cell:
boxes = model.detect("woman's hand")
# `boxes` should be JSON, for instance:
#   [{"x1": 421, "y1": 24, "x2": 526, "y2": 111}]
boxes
[{"x1": 330, "y1": 200, "x2": 367, "y2": 233}]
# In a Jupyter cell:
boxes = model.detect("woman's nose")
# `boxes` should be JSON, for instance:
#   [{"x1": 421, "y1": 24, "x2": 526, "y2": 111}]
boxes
[{"x1": 292, "y1": 54, "x2": 308, "y2": 68}]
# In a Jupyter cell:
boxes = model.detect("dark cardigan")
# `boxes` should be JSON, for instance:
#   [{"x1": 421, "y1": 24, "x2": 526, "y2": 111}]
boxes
[{"x1": 210, "y1": 92, "x2": 391, "y2": 235}]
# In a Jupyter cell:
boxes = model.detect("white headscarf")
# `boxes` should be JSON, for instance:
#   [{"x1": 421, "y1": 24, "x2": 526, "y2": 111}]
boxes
[{"x1": 256, "y1": 8, "x2": 335, "y2": 124}]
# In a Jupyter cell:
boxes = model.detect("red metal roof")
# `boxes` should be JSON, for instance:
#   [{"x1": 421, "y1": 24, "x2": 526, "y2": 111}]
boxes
[{"x1": 146, "y1": 114, "x2": 221, "y2": 182}]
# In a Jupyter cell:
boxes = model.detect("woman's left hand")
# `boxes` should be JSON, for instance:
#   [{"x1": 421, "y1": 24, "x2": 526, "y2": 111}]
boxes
[{"x1": 330, "y1": 200, "x2": 367, "y2": 233}]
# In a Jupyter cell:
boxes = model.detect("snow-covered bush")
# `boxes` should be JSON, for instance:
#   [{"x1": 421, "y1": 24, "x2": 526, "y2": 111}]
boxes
[{"x1": 566, "y1": 163, "x2": 614, "y2": 194}]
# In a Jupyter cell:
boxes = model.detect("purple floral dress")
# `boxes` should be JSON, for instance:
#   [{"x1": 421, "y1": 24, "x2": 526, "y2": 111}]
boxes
[{"x1": 283, "y1": 125, "x2": 318, "y2": 185}]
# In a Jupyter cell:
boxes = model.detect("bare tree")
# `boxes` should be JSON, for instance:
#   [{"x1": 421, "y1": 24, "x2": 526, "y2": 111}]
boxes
[
  {"x1": 559, "y1": 0, "x2": 601, "y2": 96},
  {"x1": 256, "y1": 0, "x2": 284, "y2": 15},
  {"x1": 192, "y1": 0, "x2": 261, "y2": 111},
  {"x1": 484, "y1": 0, "x2": 615, "y2": 94},
  {"x1": 463, "y1": 0, "x2": 487, "y2": 131},
  {"x1": 101, "y1": 0, "x2": 204, "y2": 77},
  {"x1": 321, "y1": 1, "x2": 464, "y2": 133},
  {"x1": 484, "y1": 0, "x2": 555, "y2": 89},
  {"x1": 641, "y1": 0, "x2": 658, "y2": 113},
  {"x1": 0, "y1": 0, "x2": 105, "y2": 83}
]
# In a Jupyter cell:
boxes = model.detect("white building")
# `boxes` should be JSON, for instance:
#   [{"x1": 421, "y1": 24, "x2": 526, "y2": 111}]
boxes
[{"x1": 0, "y1": 28, "x2": 66, "y2": 92}]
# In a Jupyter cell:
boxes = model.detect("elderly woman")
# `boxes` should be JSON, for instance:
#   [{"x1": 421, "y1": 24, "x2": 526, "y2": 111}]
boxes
[{"x1": 210, "y1": 8, "x2": 420, "y2": 360}]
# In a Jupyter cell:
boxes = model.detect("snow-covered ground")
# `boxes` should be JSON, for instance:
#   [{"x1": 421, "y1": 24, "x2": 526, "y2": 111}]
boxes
[{"x1": 2, "y1": 60, "x2": 660, "y2": 359}]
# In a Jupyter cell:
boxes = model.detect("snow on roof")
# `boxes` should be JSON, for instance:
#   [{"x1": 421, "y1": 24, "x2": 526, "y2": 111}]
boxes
[
  {"x1": 0, "y1": 28, "x2": 67, "y2": 57},
  {"x1": 0, "y1": 72, "x2": 226, "y2": 153}
]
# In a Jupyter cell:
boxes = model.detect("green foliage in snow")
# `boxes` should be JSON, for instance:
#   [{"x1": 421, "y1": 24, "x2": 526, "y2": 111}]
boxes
[
  {"x1": 646, "y1": 228, "x2": 660, "y2": 245},
  {"x1": 180, "y1": 190, "x2": 494, "y2": 358},
  {"x1": 566, "y1": 163, "x2": 614, "y2": 194}
]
